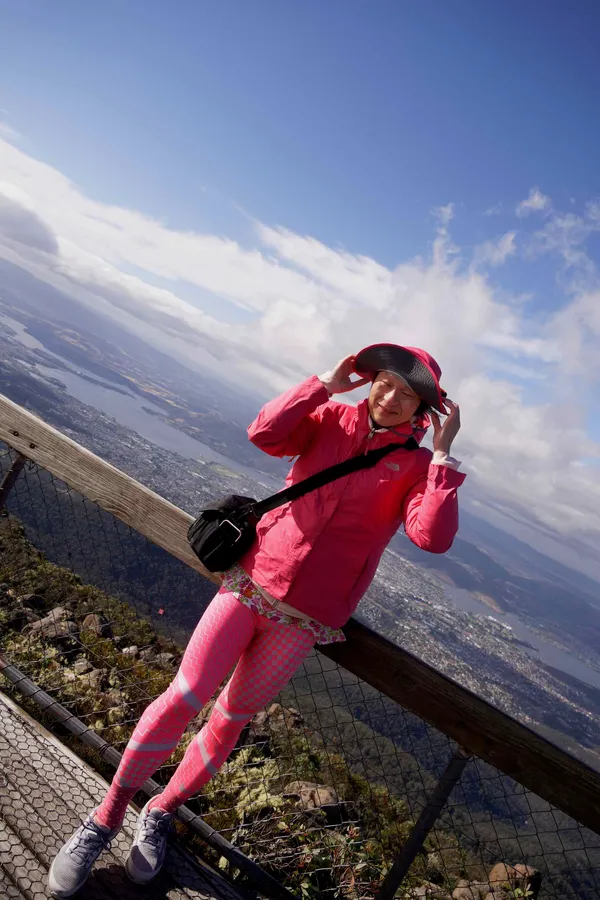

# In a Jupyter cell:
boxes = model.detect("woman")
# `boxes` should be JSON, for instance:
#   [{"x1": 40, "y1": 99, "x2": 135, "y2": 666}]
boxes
[{"x1": 49, "y1": 343, "x2": 464, "y2": 898}]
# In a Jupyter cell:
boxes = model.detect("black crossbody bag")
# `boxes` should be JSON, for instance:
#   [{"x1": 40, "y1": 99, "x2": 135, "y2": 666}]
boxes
[{"x1": 187, "y1": 436, "x2": 419, "y2": 572}]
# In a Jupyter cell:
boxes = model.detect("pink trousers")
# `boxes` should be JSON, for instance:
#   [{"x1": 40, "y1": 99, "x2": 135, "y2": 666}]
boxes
[{"x1": 95, "y1": 588, "x2": 314, "y2": 828}]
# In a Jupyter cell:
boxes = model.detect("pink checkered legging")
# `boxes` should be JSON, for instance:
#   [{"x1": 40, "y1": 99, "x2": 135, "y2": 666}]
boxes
[{"x1": 95, "y1": 587, "x2": 314, "y2": 828}]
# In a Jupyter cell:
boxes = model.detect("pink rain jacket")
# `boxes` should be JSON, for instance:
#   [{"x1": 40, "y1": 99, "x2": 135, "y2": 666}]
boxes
[{"x1": 239, "y1": 376, "x2": 466, "y2": 629}]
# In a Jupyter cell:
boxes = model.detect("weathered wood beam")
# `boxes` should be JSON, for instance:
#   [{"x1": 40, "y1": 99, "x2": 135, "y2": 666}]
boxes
[
  {"x1": 1, "y1": 391, "x2": 599, "y2": 833},
  {"x1": 321, "y1": 620, "x2": 600, "y2": 834},
  {"x1": 0, "y1": 393, "x2": 220, "y2": 585}
]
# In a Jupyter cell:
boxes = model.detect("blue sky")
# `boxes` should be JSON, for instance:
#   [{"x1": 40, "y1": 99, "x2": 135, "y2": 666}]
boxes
[
  {"x1": 3, "y1": 0, "x2": 599, "y2": 264},
  {"x1": 1, "y1": 0, "x2": 600, "y2": 563}
]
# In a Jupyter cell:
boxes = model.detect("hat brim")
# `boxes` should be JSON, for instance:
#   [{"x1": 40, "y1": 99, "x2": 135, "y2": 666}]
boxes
[{"x1": 354, "y1": 344, "x2": 445, "y2": 413}]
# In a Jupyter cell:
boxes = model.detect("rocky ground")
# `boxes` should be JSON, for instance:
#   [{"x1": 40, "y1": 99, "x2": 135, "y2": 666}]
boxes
[{"x1": 0, "y1": 516, "x2": 548, "y2": 900}]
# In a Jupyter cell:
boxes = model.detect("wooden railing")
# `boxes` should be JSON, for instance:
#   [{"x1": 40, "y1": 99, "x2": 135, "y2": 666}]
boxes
[{"x1": 1, "y1": 392, "x2": 600, "y2": 836}]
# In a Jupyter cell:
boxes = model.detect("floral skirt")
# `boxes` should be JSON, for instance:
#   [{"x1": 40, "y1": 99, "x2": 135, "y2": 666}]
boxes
[{"x1": 221, "y1": 564, "x2": 346, "y2": 645}]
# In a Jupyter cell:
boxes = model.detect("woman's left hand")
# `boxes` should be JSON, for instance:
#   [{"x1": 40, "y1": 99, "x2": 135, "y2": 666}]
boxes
[{"x1": 431, "y1": 400, "x2": 461, "y2": 455}]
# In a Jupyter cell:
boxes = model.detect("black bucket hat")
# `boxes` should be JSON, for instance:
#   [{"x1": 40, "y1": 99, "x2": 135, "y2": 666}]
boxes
[{"x1": 354, "y1": 343, "x2": 446, "y2": 413}]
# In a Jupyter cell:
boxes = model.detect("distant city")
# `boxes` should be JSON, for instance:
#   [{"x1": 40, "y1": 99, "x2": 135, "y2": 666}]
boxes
[{"x1": 1, "y1": 263, "x2": 600, "y2": 770}]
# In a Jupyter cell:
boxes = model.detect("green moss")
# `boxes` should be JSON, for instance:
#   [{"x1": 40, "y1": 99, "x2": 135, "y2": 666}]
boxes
[{"x1": 0, "y1": 515, "x2": 479, "y2": 898}]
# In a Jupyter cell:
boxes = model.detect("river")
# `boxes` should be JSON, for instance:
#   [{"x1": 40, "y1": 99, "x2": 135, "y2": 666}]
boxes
[
  {"x1": 446, "y1": 585, "x2": 600, "y2": 691},
  {"x1": 1, "y1": 312, "x2": 278, "y2": 487},
  {"x1": 36, "y1": 363, "x2": 280, "y2": 487}
]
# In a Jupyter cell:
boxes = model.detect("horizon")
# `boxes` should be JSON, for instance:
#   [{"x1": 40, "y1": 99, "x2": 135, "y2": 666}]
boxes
[{"x1": 1, "y1": 1, "x2": 599, "y2": 577}]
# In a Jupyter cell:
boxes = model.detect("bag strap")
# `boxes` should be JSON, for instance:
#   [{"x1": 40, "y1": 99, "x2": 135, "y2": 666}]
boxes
[{"x1": 252, "y1": 435, "x2": 419, "y2": 519}]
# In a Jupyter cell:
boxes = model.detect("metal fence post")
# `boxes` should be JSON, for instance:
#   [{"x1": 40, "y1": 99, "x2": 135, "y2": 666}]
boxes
[
  {"x1": 0, "y1": 452, "x2": 27, "y2": 512},
  {"x1": 377, "y1": 746, "x2": 472, "y2": 900}
]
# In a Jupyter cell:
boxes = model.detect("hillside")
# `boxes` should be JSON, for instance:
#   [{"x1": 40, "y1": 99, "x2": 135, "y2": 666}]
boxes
[{"x1": 0, "y1": 514, "x2": 597, "y2": 899}]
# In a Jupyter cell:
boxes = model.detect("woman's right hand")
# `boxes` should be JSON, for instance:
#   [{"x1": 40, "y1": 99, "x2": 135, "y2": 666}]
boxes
[{"x1": 318, "y1": 355, "x2": 371, "y2": 396}]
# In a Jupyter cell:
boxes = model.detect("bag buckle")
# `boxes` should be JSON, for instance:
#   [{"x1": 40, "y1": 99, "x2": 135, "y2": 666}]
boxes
[{"x1": 220, "y1": 519, "x2": 243, "y2": 543}]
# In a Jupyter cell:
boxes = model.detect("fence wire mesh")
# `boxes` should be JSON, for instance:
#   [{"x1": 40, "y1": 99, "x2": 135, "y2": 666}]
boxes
[{"x1": 0, "y1": 443, "x2": 599, "y2": 900}]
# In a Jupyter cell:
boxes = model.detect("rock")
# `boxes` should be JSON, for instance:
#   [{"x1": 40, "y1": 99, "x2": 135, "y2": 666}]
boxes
[
  {"x1": 410, "y1": 883, "x2": 451, "y2": 899},
  {"x1": 17, "y1": 593, "x2": 46, "y2": 612},
  {"x1": 284, "y1": 780, "x2": 340, "y2": 809},
  {"x1": 513, "y1": 865, "x2": 542, "y2": 898},
  {"x1": 155, "y1": 652, "x2": 176, "y2": 669},
  {"x1": 251, "y1": 703, "x2": 303, "y2": 735},
  {"x1": 283, "y1": 781, "x2": 341, "y2": 816},
  {"x1": 73, "y1": 657, "x2": 93, "y2": 676},
  {"x1": 139, "y1": 648, "x2": 157, "y2": 662},
  {"x1": 84, "y1": 668, "x2": 108, "y2": 691},
  {"x1": 27, "y1": 606, "x2": 66, "y2": 630},
  {"x1": 471, "y1": 886, "x2": 491, "y2": 900},
  {"x1": 122, "y1": 645, "x2": 139, "y2": 658},
  {"x1": 452, "y1": 886, "x2": 472, "y2": 900},
  {"x1": 488, "y1": 863, "x2": 541, "y2": 898},
  {"x1": 452, "y1": 884, "x2": 488, "y2": 900},
  {"x1": 487, "y1": 863, "x2": 513, "y2": 889},
  {"x1": 81, "y1": 613, "x2": 113, "y2": 639},
  {"x1": 248, "y1": 704, "x2": 305, "y2": 758},
  {"x1": 249, "y1": 710, "x2": 268, "y2": 731},
  {"x1": 272, "y1": 703, "x2": 302, "y2": 725},
  {"x1": 26, "y1": 607, "x2": 77, "y2": 641}
]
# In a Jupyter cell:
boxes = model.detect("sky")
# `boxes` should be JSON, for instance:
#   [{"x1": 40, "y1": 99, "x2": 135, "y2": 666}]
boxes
[{"x1": 1, "y1": 1, "x2": 600, "y2": 566}]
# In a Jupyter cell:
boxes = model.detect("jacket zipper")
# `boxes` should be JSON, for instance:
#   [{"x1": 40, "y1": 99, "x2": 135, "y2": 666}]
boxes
[{"x1": 364, "y1": 425, "x2": 376, "y2": 453}]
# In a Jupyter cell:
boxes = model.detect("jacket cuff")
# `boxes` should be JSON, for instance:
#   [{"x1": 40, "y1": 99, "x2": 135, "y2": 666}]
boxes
[
  {"x1": 431, "y1": 449, "x2": 462, "y2": 471},
  {"x1": 310, "y1": 374, "x2": 334, "y2": 401}
]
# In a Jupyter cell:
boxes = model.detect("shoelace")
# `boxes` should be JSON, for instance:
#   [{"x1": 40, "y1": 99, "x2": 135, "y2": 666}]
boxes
[
  {"x1": 68, "y1": 819, "x2": 112, "y2": 865},
  {"x1": 139, "y1": 812, "x2": 171, "y2": 850}
]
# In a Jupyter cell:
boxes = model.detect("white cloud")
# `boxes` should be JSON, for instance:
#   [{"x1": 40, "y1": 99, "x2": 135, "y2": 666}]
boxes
[
  {"x1": 0, "y1": 137, "x2": 599, "y2": 545},
  {"x1": 0, "y1": 192, "x2": 58, "y2": 254},
  {"x1": 586, "y1": 199, "x2": 600, "y2": 223},
  {"x1": 0, "y1": 121, "x2": 21, "y2": 143},
  {"x1": 549, "y1": 289, "x2": 600, "y2": 381},
  {"x1": 484, "y1": 202, "x2": 502, "y2": 216},
  {"x1": 516, "y1": 187, "x2": 552, "y2": 217},
  {"x1": 474, "y1": 231, "x2": 516, "y2": 267},
  {"x1": 526, "y1": 205, "x2": 600, "y2": 294},
  {"x1": 434, "y1": 203, "x2": 454, "y2": 226}
]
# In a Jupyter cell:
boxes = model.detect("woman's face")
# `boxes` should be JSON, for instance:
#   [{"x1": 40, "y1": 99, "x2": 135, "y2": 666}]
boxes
[{"x1": 368, "y1": 370, "x2": 421, "y2": 427}]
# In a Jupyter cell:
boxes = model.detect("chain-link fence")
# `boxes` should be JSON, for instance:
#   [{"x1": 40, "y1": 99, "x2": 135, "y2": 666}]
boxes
[{"x1": 1, "y1": 443, "x2": 599, "y2": 900}]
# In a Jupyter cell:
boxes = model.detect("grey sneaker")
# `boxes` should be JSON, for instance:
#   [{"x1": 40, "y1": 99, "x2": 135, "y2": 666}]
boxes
[
  {"x1": 125, "y1": 799, "x2": 173, "y2": 884},
  {"x1": 48, "y1": 812, "x2": 119, "y2": 898}
]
